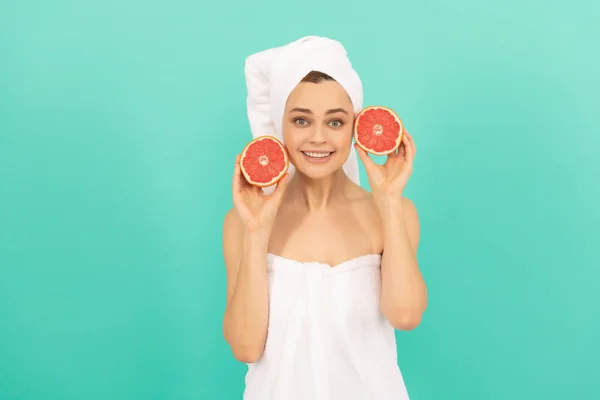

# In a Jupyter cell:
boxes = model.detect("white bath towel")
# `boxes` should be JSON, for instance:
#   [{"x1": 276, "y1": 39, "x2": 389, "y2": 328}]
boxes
[{"x1": 244, "y1": 36, "x2": 363, "y2": 192}]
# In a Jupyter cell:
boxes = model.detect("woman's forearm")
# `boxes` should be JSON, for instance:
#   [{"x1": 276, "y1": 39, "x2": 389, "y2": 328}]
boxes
[
  {"x1": 223, "y1": 229, "x2": 270, "y2": 362},
  {"x1": 379, "y1": 197, "x2": 427, "y2": 330}
]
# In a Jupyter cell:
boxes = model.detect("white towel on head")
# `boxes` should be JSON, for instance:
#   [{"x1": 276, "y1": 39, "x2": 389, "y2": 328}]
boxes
[{"x1": 244, "y1": 36, "x2": 363, "y2": 192}]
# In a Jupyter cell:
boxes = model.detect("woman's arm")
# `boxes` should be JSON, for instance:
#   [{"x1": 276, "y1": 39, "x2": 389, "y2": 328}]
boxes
[
  {"x1": 379, "y1": 196, "x2": 428, "y2": 330},
  {"x1": 222, "y1": 208, "x2": 270, "y2": 363}
]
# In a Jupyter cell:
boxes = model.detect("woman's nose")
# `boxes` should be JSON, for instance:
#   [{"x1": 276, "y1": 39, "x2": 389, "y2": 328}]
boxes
[{"x1": 309, "y1": 125, "x2": 327, "y2": 143}]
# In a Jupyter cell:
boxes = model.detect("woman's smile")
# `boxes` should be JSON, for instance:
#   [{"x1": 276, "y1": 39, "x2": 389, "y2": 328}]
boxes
[{"x1": 301, "y1": 150, "x2": 335, "y2": 163}]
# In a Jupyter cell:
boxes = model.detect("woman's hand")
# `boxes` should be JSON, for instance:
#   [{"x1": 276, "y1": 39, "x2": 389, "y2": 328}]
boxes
[
  {"x1": 355, "y1": 129, "x2": 417, "y2": 203},
  {"x1": 232, "y1": 154, "x2": 290, "y2": 233}
]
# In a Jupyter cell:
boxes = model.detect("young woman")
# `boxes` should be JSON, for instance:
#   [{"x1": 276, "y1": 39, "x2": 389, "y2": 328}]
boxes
[{"x1": 222, "y1": 36, "x2": 427, "y2": 399}]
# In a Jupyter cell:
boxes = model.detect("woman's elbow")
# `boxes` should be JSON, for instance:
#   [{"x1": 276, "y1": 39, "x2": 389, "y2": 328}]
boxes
[
  {"x1": 392, "y1": 314, "x2": 422, "y2": 330},
  {"x1": 223, "y1": 320, "x2": 266, "y2": 363},
  {"x1": 230, "y1": 344, "x2": 264, "y2": 363},
  {"x1": 384, "y1": 308, "x2": 424, "y2": 331}
]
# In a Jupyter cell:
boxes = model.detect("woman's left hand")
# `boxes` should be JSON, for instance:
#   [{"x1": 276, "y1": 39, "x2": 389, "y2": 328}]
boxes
[{"x1": 354, "y1": 129, "x2": 416, "y2": 201}]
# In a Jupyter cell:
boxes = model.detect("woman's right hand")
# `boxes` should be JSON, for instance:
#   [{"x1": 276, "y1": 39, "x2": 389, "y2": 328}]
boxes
[{"x1": 232, "y1": 154, "x2": 290, "y2": 233}]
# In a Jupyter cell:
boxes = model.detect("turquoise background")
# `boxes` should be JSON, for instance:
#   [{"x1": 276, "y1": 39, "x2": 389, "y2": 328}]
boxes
[{"x1": 1, "y1": 0, "x2": 599, "y2": 399}]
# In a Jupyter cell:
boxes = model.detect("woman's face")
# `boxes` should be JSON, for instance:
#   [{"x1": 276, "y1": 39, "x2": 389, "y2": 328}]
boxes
[{"x1": 281, "y1": 79, "x2": 355, "y2": 181}]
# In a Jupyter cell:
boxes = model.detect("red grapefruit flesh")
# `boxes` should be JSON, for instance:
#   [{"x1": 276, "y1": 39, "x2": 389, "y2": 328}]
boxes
[
  {"x1": 240, "y1": 136, "x2": 289, "y2": 187},
  {"x1": 354, "y1": 106, "x2": 404, "y2": 155}
]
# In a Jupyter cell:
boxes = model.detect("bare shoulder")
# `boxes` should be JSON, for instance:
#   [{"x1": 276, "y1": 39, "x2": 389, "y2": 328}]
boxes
[
  {"x1": 351, "y1": 187, "x2": 420, "y2": 251},
  {"x1": 399, "y1": 196, "x2": 419, "y2": 219},
  {"x1": 382, "y1": 195, "x2": 421, "y2": 251},
  {"x1": 354, "y1": 191, "x2": 418, "y2": 217},
  {"x1": 345, "y1": 185, "x2": 383, "y2": 251},
  {"x1": 349, "y1": 186, "x2": 381, "y2": 220}
]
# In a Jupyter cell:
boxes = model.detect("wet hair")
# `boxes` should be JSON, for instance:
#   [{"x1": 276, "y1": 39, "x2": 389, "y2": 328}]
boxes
[{"x1": 301, "y1": 70, "x2": 335, "y2": 83}]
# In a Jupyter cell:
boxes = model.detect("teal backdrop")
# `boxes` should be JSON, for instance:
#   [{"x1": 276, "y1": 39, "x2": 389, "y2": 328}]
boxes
[{"x1": 1, "y1": 0, "x2": 599, "y2": 399}]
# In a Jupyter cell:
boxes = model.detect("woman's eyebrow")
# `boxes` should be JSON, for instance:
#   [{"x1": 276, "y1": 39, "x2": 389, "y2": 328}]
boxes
[
  {"x1": 288, "y1": 107, "x2": 349, "y2": 115},
  {"x1": 325, "y1": 108, "x2": 349, "y2": 115},
  {"x1": 289, "y1": 107, "x2": 312, "y2": 114}
]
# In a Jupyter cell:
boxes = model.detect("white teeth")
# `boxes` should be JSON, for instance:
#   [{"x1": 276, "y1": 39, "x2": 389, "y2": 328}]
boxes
[{"x1": 303, "y1": 151, "x2": 332, "y2": 158}]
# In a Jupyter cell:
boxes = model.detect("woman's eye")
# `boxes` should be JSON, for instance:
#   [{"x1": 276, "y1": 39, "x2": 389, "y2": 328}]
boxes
[
  {"x1": 295, "y1": 118, "x2": 308, "y2": 126},
  {"x1": 329, "y1": 120, "x2": 343, "y2": 128}
]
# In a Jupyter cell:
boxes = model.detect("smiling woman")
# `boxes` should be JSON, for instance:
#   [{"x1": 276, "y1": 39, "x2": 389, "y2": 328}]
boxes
[
  {"x1": 222, "y1": 36, "x2": 426, "y2": 400},
  {"x1": 283, "y1": 73, "x2": 356, "y2": 176}
]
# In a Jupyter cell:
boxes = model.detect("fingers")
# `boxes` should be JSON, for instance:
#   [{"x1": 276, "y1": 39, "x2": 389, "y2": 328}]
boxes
[
  {"x1": 404, "y1": 131, "x2": 414, "y2": 164},
  {"x1": 384, "y1": 145, "x2": 399, "y2": 167},
  {"x1": 236, "y1": 153, "x2": 257, "y2": 193},
  {"x1": 397, "y1": 130, "x2": 416, "y2": 163},
  {"x1": 234, "y1": 153, "x2": 257, "y2": 200},
  {"x1": 354, "y1": 143, "x2": 377, "y2": 175},
  {"x1": 387, "y1": 129, "x2": 414, "y2": 164},
  {"x1": 271, "y1": 172, "x2": 290, "y2": 203},
  {"x1": 232, "y1": 154, "x2": 242, "y2": 194},
  {"x1": 388, "y1": 144, "x2": 400, "y2": 158},
  {"x1": 232, "y1": 154, "x2": 252, "y2": 220},
  {"x1": 405, "y1": 129, "x2": 416, "y2": 155}
]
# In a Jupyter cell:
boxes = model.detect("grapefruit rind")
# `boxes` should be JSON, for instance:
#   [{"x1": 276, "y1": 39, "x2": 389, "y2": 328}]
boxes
[
  {"x1": 353, "y1": 106, "x2": 404, "y2": 156},
  {"x1": 239, "y1": 135, "x2": 290, "y2": 187}
]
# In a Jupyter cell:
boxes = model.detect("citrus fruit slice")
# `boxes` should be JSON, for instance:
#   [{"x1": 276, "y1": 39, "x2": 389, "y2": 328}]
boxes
[
  {"x1": 354, "y1": 106, "x2": 404, "y2": 155},
  {"x1": 240, "y1": 136, "x2": 289, "y2": 187}
]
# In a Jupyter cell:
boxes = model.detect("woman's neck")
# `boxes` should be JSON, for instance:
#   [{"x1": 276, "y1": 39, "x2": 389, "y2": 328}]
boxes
[{"x1": 285, "y1": 169, "x2": 351, "y2": 211}]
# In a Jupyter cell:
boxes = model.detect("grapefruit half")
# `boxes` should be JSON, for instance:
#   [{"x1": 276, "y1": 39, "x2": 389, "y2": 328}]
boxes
[
  {"x1": 240, "y1": 136, "x2": 289, "y2": 187},
  {"x1": 354, "y1": 106, "x2": 404, "y2": 155}
]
